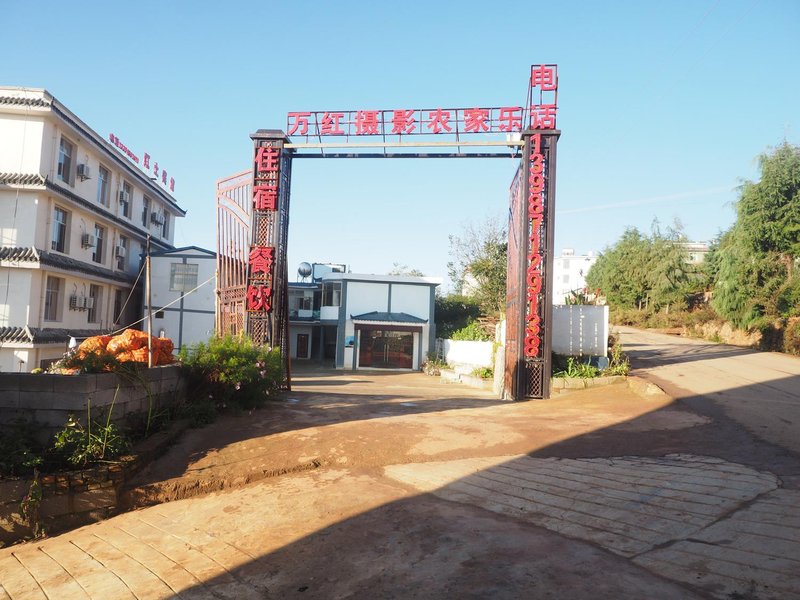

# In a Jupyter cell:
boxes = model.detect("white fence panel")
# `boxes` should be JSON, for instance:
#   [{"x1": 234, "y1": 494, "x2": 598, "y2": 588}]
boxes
[
  {"x1": 552, "y1": 305, "x2": 609, "y2": 357},
  {"x1": 442, "y1": 340, "x2": 494, "y2": 369}
]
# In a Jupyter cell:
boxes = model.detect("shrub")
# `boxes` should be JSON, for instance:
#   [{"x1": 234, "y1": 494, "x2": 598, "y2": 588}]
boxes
[
  {"x1": 52, "y1": 413, "x2": 130, "y2": 467},
  {"x1": 552, "y1": 355, "x2": 599, "y2": 378},
  {"x1": 451, "y1": 321, "x2": 491, "y2": 341},
  {"x1": 179, "y1": 334, "x2": 283, "y2": 412},
  {"x1": 784, "y1": 318, "x2": 800, "y2": 355},
  {"x1": 0, "y1": 420, "x2": 43, "y2": 477},
  {"x1": 471, "y1": 366, "x2": 493, "y2": 379}
]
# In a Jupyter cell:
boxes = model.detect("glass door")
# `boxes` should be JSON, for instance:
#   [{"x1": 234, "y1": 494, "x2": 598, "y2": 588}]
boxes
[{"x1": 358, "y1": 330, "x2": 414, "y2": 369}]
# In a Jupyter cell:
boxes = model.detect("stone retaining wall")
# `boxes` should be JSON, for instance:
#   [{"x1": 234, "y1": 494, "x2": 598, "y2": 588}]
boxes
[{"x1": 0, "y1": 366, "x2": 185, "y2": 441}]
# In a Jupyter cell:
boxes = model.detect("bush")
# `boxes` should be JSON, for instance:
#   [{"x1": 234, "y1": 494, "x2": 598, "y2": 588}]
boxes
[
  {"x1": 0, "y1": 420, "x2": 43, "y2": 477},
  {"x1": 179, "y1": 335, "x2": 283, "y2": 412},
  {"x1": 451, "y1": 321, "x2": 491, "y2": 341},
  {"x1": 783, "y1": 318, "x2": 800, "y2": 355},
  {"x1": 52, "y1": 414, "x2": 130, "y2": 467},
  {"x1": 471, "y1": 366, "x2": 493, "y2": 379},
  {"x1": 552, "y1": 356, "x2": 600, "y2": 378}
]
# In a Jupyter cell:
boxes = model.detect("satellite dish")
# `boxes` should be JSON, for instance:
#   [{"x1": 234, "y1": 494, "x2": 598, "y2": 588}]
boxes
[{"x1": 298, "y1": 262, "x2": 312, "y2": 279}]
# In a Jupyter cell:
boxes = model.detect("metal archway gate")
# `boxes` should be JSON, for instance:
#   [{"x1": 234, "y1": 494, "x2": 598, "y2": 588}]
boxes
[{"x1": 217, "y1": 65, "x2": 560, "y2": 400}]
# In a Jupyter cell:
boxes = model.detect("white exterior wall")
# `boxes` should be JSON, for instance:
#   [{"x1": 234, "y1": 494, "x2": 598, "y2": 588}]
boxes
[
  {"x1": 552, "y1": 305, "x2": 609, "y2": 357},
  {"x1": 0, "y1": 114, "x2": 45, "y2": 172},
  {"x1": 390, "y1": 284, "x2": 430, "y2": 318},
  {"x1": 147, "y1": 249, "x2": 216, "y2": 351},
  {"x1": 346, "y1": 282, "x2": 389, "y2": 316},
  {"x1": 442, "y1": 340, "x2": 494, "y2": 370},
  {"x1": 0, "y1": 269, "x2": 33, "y2": 326}
]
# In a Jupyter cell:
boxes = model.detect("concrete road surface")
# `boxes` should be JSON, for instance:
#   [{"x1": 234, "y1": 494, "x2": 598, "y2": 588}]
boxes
[{"x1": 617, "y1": 326, "x2": 800, "y2": 458}]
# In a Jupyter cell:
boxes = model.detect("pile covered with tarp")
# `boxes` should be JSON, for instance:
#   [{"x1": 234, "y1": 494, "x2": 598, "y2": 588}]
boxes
[{"x1": 77, "y1": 329, "x2": 175, "y2": 366}]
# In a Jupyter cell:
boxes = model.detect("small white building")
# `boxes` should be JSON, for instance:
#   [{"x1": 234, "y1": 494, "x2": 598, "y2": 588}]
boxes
[
  {"x1": 289, "y1": 271, "x2": 441, "y2": 370},
  {"x1": 0, "y1": 87, "x2": 185, "y2": 371},
  {"x1": 144, "y1": 246, "x2": 216, "y2": 351},
  {"x1": 552, "y1": 248, "x2": 598, "y2": 305}
]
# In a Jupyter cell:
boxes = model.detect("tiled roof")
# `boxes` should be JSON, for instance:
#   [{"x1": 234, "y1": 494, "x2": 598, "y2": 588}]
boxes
[
  {"x1": 0, "y1": 96, "x2": 50, "y2": 108},
  {"x1": 0, "y1": 247, "x2": 39, "y2": 261},
  {"x1": 0, "y1": 246, "x2": 136, "y2": 284},
  {"x1": 0, "y1": 173, "x2": 46, "y2": 186},
  {"x1": 351, "y1": 311, "x2": 427, "y2": 324},
  {"x1": 0, "y1": 327, "x2": 109, "y2": 345}
]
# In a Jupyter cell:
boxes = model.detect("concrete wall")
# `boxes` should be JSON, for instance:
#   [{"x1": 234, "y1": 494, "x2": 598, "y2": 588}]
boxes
[
  {"x1": 552, "y1": 305, "x2": 609, "y2": 357},
  {"x1": 0, "y1": 365, "x2": 185, "y2": 442},
  {"x1": 442, "y1": 340, "x2": 494, "y2": 370},
  {"x1": 391, "y1": 284, "x2": 430, "y2": 317}
]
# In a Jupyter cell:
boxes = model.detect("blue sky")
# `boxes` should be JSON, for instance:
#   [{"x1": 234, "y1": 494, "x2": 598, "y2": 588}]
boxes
[{"x1": 5, "y1": 1, "x2": 799, "y2": 288}]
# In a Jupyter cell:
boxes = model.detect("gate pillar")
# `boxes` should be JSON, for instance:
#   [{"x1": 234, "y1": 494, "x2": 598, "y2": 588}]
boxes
[
  {"x1": 248, "y1": 129, "x2": 293, "y2": 387},
  {"x1": 506, "y1": 129, "x2": 559, "y2": 400}
]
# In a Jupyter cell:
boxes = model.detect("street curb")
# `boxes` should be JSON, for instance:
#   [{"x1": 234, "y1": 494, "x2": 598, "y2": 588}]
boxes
[{"x1": 626, "y1": 376, "x2": 670, "y2": 400}]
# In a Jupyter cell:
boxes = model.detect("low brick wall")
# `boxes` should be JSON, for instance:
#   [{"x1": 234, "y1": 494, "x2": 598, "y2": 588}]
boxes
[
  {"x1": 0, "y1": 366, "x2": 185, "y2": 442},
  {"x1": 0, "y1": 420, "x2": 188, "y2": 547}
]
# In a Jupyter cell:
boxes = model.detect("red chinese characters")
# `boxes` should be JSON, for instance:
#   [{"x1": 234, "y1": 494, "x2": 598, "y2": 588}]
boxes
[
  {"x1": 247, "y1": 245, "x2": 275, "y2": 312},
  {"x1": 427, "y1": 108, "x2": 452, "y2": 133},
  {"x1": 249, "y1": 245, "x2": 275, "y2": 275},
  {"x1": 320, "y1": 112, "x2": 345, "y2": 135},
  {"x1": 253, "y1": 184, "x2": 277, "y2": 211},
  {"x1": 530, "y1": 64, "x2": 558, "y2": 91},
  {"x1": 255, "y1": 146, "x2": 280, "y2": 172},
  {"x1": 498, "y1": 107, "x2": 522, "y2": 132},
  {"x1": 287, "y1": 112, "x2": 311, "y2": 135},
  {"x1": 524, "y1": 134, "x2": 545, "y2": 358},
  {"x1": 463, "y1": 108, "x2": 489, "y2": 133},
  {"x1": 246, "y1": 284, "x2": 272, "y2": 312},
  {"x1": 531, "y1": 104, "x2": 557, "y2": 130},
  {"x1": 355, "y1": 110, "x2": 380, "y2": 135},
  {"x1": 391, "y1": 109, "x2": 416, "y2": 134}
]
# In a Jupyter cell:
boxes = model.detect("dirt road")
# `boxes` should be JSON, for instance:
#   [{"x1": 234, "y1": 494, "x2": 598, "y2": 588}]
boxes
[{"x1": 617, "y1": 326, "x2": 800, "y2": 459}]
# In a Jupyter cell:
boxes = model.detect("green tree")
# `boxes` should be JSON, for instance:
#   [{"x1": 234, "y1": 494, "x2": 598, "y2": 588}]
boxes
[
  {"x1": 434, "y1": 294, "x2": 482, "y2": 339},
  {"x1": 447, "y1": 216, "x2": 507, "y2": 316},
  {"x1": 388, "y1": 263, "x2": 424, "y2": 277},
  {"x1": 711, "y1": 142, "x2": 800, "y2": 328}
]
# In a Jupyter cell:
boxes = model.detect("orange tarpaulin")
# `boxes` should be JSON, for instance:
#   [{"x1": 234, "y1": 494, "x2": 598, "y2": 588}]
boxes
[{"x1": 77, "y1": 329, "x2": 175, "y2": 366}]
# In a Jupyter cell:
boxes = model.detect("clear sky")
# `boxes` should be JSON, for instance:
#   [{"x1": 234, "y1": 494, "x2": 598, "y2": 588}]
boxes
[{"x1": 5, "y1": 1, "x2": 799, "y2": 288}]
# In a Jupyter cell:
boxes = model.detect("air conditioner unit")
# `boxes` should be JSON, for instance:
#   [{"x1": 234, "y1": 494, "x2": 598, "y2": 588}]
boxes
[
  {"x1": 150, "y1": 212, "x2": 164, "y2": 226},
  {"x1": 81, "y1": 233, "x2": 96, "y2": 248},
  {"x1": 119, "y1": 190, "x2": 130, "y2": 203},
  {"x1": 115, "y1": 245, "x2": 127, "y2": 258},
  {"x1": 69, "y1": 295, "x2": 80, "y2": 310},
  {"x1": 84, "y1": 297, "x2": 95, "y2": 310},
  {"x1": 77, "y1": 164, "x2": 91, "y2": 180}
]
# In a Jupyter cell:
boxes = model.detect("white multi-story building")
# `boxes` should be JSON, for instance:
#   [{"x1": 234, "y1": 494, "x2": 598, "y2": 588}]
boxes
[
  {"x1": 0, "y1": 87, "x2": 186, "y2": 371},
  {"x1": 552, "y1": 248, "x2": 598, "y2": 305}
]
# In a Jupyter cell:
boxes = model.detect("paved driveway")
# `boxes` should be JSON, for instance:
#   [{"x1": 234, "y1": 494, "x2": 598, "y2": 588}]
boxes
[{"x1": 1, "y1": 368, "x2": 799, "y2": 599}]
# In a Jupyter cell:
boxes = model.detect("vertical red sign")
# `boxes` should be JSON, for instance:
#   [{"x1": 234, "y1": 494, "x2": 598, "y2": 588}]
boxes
[{"x1": 247, "y1": 144, "x2": 280, "y2": 314}]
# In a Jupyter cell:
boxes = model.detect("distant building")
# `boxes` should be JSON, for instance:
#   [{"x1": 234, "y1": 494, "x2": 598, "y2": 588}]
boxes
[
  {"x1": 145, "y1": 246, "x2": 216, "y2": 352},
  {"x1": 679, "y1": 241, "x2": 710, "y2": 265},
  {"x1": 552, "y1": 249, "x2": 598, "y2": 305},
  {"x1": 0, "y1": 87, "x2": 185, "y2": 371},
  {"x1": 288, "y1": 266, "x2": 440, "y2": 370}
]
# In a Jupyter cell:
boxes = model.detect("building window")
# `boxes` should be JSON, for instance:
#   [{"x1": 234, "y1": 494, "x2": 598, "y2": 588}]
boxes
[
  {"x1": 116, "y1": 235, "x2": 128, "y2": 270},
  {"x1": 162, "y1": 212, "x2": 169, "y2": 238},
  {"x1": 170, "y1": 263, "x2": 198, "y2": 292},
  {"x1": 51, "y1": 206, "x2": 68, "y2": 253},
  {"x1": 44, "y1": 276, "x2": 63, "y2": 321},
  {"x1": 322, "y1": 282, "x2": 341, "y2": 307},
  {"x1": 113, "y1": 289, "x2": 124, "y2": 325},
  {"x1": 57, "y1": 137, "x2": 74, "y2": 185},
  {"x1": 296, "y1": 296, "x2": 312, "y2": 310},
  {"x1": 120, "y1": 181, "x2": 132, "y2": 218},
  {"x1": 93, "y1": 224, "x2": 105, "y2": 264},
  {"x1": 88, "y1": 284, "x2": 102, "y2": 324},
  {"x1": 142, "y1": 195, "x2": 150, "y2": 227},
  {"x1": 562, "y1": 274, "x2": 570, "y2": 284},
  {"x1": 97, "y1": 165, "x2": 111, "y2": 206},
  {"x1": 155, "y1": 309, "x2": 165, "y2": 319}
]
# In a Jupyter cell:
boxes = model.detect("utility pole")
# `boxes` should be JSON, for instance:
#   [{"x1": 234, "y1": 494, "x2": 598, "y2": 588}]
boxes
[{"x1": 146, "y1": 235, "x2": 153, "y2": 368}]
